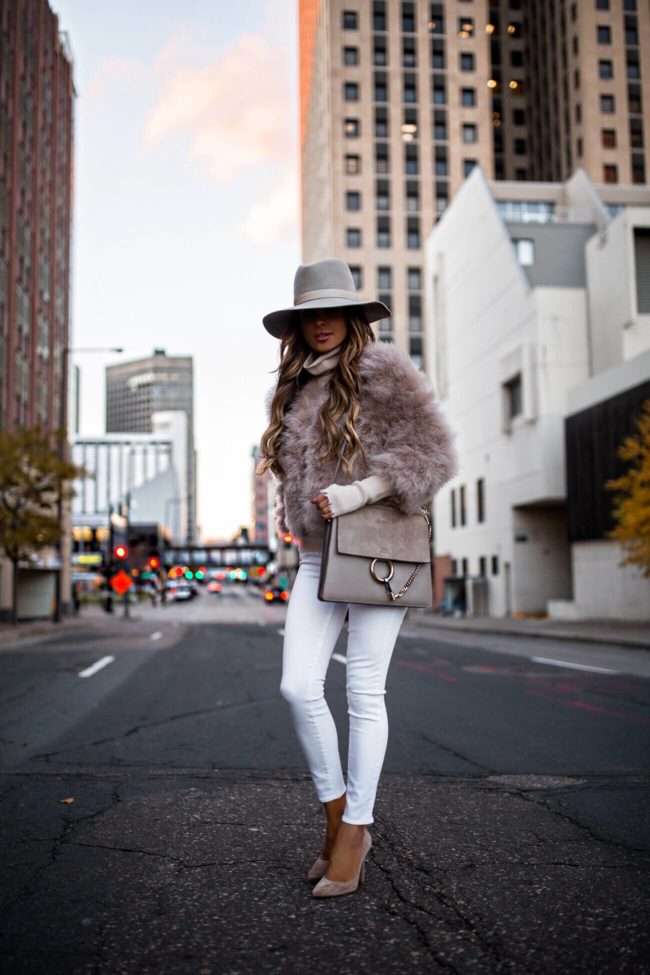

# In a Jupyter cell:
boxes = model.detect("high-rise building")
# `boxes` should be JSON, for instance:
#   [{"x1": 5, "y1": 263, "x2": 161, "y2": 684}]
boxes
[
  {"x1": 298, "y1": 0, "x2": 649, "y2": 368},
  {"x1": 0, "y1": 0, "x2": 74, "y2": 430},
  {"x1": 105, "y1": 349, "x2": 197, "y2": 543}
]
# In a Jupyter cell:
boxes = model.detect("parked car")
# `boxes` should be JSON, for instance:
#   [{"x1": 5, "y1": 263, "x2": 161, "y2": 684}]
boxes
[{"x1": 263, "y1": 586, "x2": 289, "y2": 604}]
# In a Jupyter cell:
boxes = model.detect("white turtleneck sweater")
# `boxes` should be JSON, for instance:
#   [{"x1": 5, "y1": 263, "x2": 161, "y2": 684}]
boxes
[{"x1": 302, "y1": 343, "x2": 394, "y2": 518}]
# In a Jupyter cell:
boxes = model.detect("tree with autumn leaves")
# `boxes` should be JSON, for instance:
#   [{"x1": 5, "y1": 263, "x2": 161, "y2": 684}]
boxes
[
  {"x1": 0, "y1": 427, "x2": 86, "y2": 623},
  {"x1": 606, "y1": 399, "x2": 650, "y2": 578}
]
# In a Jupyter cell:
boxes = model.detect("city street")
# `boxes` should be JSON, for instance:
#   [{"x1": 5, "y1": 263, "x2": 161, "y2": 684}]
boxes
[{"x1": 1, "y1": 589, "x2": 649, "y2": 974}]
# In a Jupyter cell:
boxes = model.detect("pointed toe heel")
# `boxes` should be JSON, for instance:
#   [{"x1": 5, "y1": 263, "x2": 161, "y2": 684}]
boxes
[{"x1": 312, "y1": 829, "x2": 372, "y2": 898}]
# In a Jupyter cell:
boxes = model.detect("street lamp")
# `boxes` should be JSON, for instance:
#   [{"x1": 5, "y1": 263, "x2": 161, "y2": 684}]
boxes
[{"x1": 54, "y1": 345, "x2": 125, "y2": 623}]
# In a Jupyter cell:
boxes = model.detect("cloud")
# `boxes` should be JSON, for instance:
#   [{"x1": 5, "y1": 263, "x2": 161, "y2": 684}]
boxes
[
  {"x1": 238, "y1": 167, "x2": 298, "y2": 246},
  {"x1": 143, "y1": 33, "x2": 294, "y2": 183}
]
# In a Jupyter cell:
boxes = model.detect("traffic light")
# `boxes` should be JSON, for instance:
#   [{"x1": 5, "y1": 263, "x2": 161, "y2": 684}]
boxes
[
  {"x1": 114, "y1": 544, "x2": 128, "y2": 561},
  {"x1": 282, "y1": 533, "x2": 293, "y2": 548},
  {"x1": 148, "y1": 556, "x2": 160, "y2": 571}
]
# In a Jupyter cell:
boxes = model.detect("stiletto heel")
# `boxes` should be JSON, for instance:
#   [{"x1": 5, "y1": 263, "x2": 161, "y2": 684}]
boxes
[{"x1": 312, "y1": 829, "x2": 372, "y2": 898}]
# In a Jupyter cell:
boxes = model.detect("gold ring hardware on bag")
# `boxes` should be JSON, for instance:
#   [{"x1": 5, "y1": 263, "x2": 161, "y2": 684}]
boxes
[{"x1": 369, "y1": 558, "x2": 394, "y2": 584}]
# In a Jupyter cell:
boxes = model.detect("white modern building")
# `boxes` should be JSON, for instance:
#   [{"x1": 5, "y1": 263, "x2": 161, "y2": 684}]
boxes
[
  {"x1": 425, "y1": 166, "x2": 650, "y2": 618},
  {"x1": 72, "y1": 410, "x2": 188, "y2": 544}
]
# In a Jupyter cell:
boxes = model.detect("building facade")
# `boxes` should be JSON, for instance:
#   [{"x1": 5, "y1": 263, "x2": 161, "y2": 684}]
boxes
[
  {"x1": 0, "y1": 0, "x2": 74, "y2": 431},
  {"x1": 0, "y1": 0, "x2": 74, "y2": 621},
  {"x1": 105, "y1": 349, "x2": 197, "y2": 543},
  {"x1": 299, "y1": 0, "x2": 649, "y2": 368},
  {"x1": 425, "y1": 166, "x2": 649, "y2": 618}
]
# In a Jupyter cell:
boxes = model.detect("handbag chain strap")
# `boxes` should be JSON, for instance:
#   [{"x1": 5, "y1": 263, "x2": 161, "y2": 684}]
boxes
[{"x1": 331, "y1": 451, "x2": 433, "y2": 602}]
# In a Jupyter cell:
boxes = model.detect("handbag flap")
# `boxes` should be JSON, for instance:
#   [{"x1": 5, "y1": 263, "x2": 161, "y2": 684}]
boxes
[{"x1": 336, "y1": 503, "x2": 431, "y2": 563}]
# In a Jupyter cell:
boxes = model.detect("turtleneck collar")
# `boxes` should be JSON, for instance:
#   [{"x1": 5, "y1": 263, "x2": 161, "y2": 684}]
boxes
[{"x1": 303, "y1": 342, "x2": 342, "y2": 378}]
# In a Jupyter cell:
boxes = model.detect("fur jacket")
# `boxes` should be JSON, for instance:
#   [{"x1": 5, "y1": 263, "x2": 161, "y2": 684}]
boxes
[{"x1": 264, "y1": 341, "x2": 458, "y2": 549}]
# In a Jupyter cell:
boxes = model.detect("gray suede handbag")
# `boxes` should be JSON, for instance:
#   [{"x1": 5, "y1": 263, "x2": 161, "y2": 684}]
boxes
[{"x1": 317, "y1": 456, "x2": 433, "y2": 609}]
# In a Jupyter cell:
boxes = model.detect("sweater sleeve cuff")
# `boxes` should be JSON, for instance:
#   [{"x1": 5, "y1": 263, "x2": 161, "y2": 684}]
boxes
[{"x1": 319, "y1": 474, "x2": 394, "y2": 517}]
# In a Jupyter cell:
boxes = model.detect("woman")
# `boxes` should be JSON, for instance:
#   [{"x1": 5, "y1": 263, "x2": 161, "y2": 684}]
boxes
[{"x1": 257, "y1": 259, "x2": 457, "y2": 898}]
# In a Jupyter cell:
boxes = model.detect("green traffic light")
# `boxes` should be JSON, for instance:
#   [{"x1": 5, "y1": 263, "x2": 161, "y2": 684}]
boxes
[{"x1": 184, "y1": 570, "x2": 194, "y2": 580}]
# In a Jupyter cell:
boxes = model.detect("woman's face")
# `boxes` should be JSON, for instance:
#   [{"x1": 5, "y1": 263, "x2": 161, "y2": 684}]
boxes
[{"x1": 299, "y1": 308, "x2": 347, "y2": 354}]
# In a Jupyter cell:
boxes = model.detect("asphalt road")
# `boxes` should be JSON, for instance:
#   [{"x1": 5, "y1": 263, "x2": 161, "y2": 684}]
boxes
[{"x1": 1, "y1": 588, "x2": 649, "y2": 974}]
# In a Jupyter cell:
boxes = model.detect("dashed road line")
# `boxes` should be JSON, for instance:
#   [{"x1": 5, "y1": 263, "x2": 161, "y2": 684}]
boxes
[
  {"x1": 78, "y1": 655, "x2": 115, "y2": 679},
  {"x1": 532, "y1": 656, "x2": 618, "y2": 675},
  {"x1": 150, "y1": 631, "x2": 163, "y2": 641}
]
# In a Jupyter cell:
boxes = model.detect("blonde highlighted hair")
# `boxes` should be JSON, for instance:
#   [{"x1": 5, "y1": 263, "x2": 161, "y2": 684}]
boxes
[{"x1": 256, "y1": 312, "x2": 375, "y2": 479}]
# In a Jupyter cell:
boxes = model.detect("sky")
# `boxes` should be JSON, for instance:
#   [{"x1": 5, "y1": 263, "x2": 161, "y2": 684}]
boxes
[{"x1": 51, "y1": 0, "x2": 300, "y2": 541}]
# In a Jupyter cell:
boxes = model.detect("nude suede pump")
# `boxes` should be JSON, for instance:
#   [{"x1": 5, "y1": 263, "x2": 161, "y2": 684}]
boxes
[
  {"x1": 306, "y1": 856, "x2": 330, "y2": 881},
  {"x1": 311, "y1": 829, "x2": 372, "y2": 898}
]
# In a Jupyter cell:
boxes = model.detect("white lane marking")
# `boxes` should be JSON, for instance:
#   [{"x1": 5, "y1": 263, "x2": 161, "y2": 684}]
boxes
[
  {"x1": 150, "y1": 631, "x2": 163, "y2": 641},
  {"x1": 532, "y1": 656, "x2": 618, "y2": 675},
  {"x1": 79, "y1": 655, "x2": 115, "y2": 679},
  {"x1": 332, "y1": 653, "x2": 347, "y2": 666}
]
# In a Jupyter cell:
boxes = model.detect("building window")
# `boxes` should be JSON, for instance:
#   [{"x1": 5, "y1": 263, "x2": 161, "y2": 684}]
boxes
[
  {"x1": 375, "y1": 142, "x2": 390, "y2": 173},
  {"x1": 513, "y1": 109, "x2": 526, "y2": 126},
  {"x1": 408, "y1": 267, "x2": 421, "y2": 290},
  {"x1": 373, "y1": 1, "x2": 387, "y2": 31},
  {"x1": 574, "y1": 68, "x2": 580, "y2": 89},
  {"x1": 375, "y1": 108, "x2": 389, "y2": 138},
  {"x1": 409, "y1": 335, "x2": 423, "y2": 368},
  {"x1": 407, "y1": 216, "x2": 420, "y2": 248},
  {"x1": 376, "y1": 179, "x2": 390, "y2": 211},
  {"x1": 403, "y1": 74, "x2": 418, "y2": 103},
  {"x1": 349, "y1": 265, "x2": 362, "y2": 289},
  {"x1": 596, "y1": 0, "x2": 610, "y2": 8},
  {"x1": 504, "y1": 374, "x2": 522, "y2": 421},
  {"x1": 599, "y1": 59, "x2": 613, "y2": 79},
  {"x1": 461, "y1": 557, "x2": 468, "y2": 576},
  {"x1": 602, "y1": 128, "x2": 617, "y2": 148},
  {"x1": 377, "y1": 216, "x2": 391, "y2": 248},
  {"x1": 346, "y1": 191, "x2": 361, "y2": 211},
  {"x1": 374, "y1": 73, "x2": 388, "y2": 102},
  {"x1": 460, "y1": 52, "x2": 475, "y2": 72},
  {"x1": 511, "y1": 49, "x2": 524, "y2": 68},
  {"x1": 345, "y1": 154, "x2": 361, "y2": 174},
  {"x1": 634, "y1": 229, "x2": 650, "y2": 312},
  {"x1": 435, "y1": 150, "x2": 448, "y2": 176},
  {"x1": 377, "y1": 266, "x2": 392, "y2": 290},
  {"x1": 459, "y1": 485, "x2": 467, "y2": 526},
  {"x1": 625, "y1": 18, "x2": 639, "y2": 45},
  {"x1": 346, "y1": 228, "x2": 362, "y2": 248},
  {"x1": 461, "y1": 87, "x2": 476, "y2": 107},
  {"x1": 374, "y1": 38, "x2": 388, "y2": 66},
  {"x1": 628, "y1": 85, "x2": 642, "y2": 114},
  {"x1": 402, "y1": 1, "x2": 416, "y2": 33},
  {"x1": 597, "y1": 24, "x2": 611, "y2": 44},
  {"x1": 462, "y1": 123, "x2": 477, "y2": 143},
  {"x1": 476, "y1": 478, "x2": 485, "y2": 523},
  {"x1": 431, "y1": 41, "x2": 445, "y2": 69},
  {"x1": 463, "y1": 158, "x2": 477, "y2": 177},
  {"x1": 406, "y1": 181, "x2": 419, "y2": 212},
  {"x1": 513, "y1": 238, "x2": 534, "y2": 265},
  {"x1": 601, "y1": 94, "x2": 615, "y2": 113},
  {"x1": 402, "y1": 37, "x2": 417, "y2": 67},
  {"x1": 458, "y1": 16, "x2": 474, "y2": 38},
  {"x1": 344, "y1": 117, "x2": 360, "y2": 137},
  {"x1": 405, "y1": 144, "x2": 419, "y2": 174},
  {"x1": 632, "y1": 155, "x2": 646, "y2": 184},
  {"x1": 342, "y1": 10, "x2": 358, "y2": 29},
  {"x1": 344, "y1": 46, "x2": 359, "y2": 66},
  {"x1": 344, "y1": 82, "x2": 359, "y2": 101},
  {"x1": 577, "y1": 137, "x2": 583, "y2": 157},
  {"x1": 491, "y1": 555, "x2": 499, "y2": 576},
  {"x1": 408, "y1": 293, "x2": 422, "y2": 331},
  {"x1": 576, "y1": 102, "x2": 582, "y2": 123},
  {"x1": 451, "y1": 489, "x2": 456, "y2": 528},
  {"x1": 478, "y1": 556, "x2": 487, "y2": 577},
  {"x1": 627, "y1": 54, "x2": 640, "y2": 79},
  {"x1": 603, "y1": 163, "x2": 618, "y2": 183}
]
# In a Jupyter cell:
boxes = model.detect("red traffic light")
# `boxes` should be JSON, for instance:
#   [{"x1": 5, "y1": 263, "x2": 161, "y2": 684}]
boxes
[{"x1": 114, "y1": 545, "x2": 128, "y2": 561}]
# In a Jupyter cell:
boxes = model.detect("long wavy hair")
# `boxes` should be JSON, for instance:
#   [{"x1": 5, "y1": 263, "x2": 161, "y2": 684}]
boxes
[{"x1": 256, "y1": 310, "x2": 376, "y2": 479}]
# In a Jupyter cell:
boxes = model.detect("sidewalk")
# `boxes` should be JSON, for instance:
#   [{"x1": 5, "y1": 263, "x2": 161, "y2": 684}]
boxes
[
  {"x1": 0, "y1": 603, "x2": 145, "y2": 650},
  {"x1": 407, "y1": 609, "x2": 650, "y2": 649}
]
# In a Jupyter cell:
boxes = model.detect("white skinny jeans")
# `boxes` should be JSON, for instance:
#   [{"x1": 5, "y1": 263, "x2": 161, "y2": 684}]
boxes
[{"x1": 280, "y1": 549, "x2": 407, "y2": 825}]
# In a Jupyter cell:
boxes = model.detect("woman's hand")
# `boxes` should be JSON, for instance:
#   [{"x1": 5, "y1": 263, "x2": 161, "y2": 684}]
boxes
[{"x1": 311, "y1": 493, "x2": 333, "y2": 520}]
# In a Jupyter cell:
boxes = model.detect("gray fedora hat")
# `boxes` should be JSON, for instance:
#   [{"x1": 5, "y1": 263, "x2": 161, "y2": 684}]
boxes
[{"x1": 263, "y1": 258, "x2": 391, "y2": 339}]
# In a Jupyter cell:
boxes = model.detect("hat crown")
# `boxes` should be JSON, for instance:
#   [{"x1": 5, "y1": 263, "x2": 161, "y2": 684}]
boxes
[{"x1": 293, "y1": 259, "x2": 357, "y2": 302}]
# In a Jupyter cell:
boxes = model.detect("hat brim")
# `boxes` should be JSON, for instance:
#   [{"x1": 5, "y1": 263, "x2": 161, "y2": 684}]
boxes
[{"x1": 262, "y1": 297, "x2": 391, "y2": 339}]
